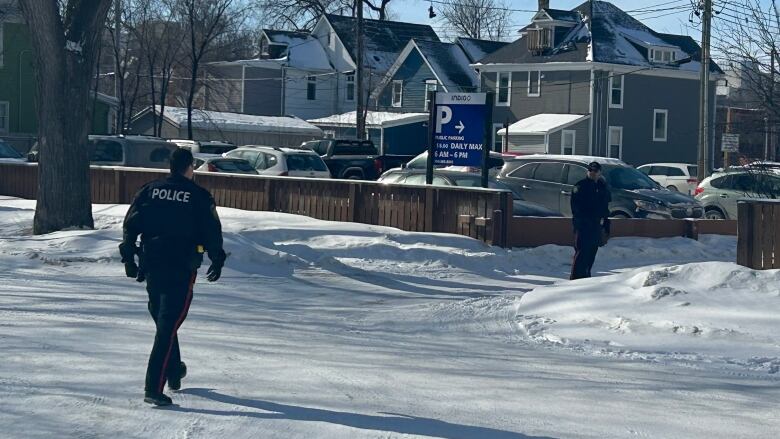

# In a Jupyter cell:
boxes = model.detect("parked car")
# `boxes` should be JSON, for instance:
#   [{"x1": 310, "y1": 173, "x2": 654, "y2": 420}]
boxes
[
  {"x1": 0, "y1": 139, "x2": 25, "y2": 161},
  {"x1": 497, "y1": 155, "x2": 703, "y2": 219},
  {"x1": 224, "y1": 146, "x2": 331, "y2": 178},
  {"x1": 637, "y1": 163, "x2": 698, "y2": 194},
  {"x1": 377, "y1": 168, "x2": 561, "y2": 217},
  {"x1": 27, "y1": 135, "x2": 177, "y2": 169},
  {"x1": 695, "y1": 169, "x2": 780, "y2": 219},
  {"x1": 299, "y1": 139, "x2": 412, "y2": 180},
  {"x1": 169, "y1": 139, "x2": 236, "y2": 155},
  {"x1": 193, "y1": 154, "x2": 258, "y2": 175},
  {"x1": 402, "y1": 150, "x2": 509, "y2": 174}
]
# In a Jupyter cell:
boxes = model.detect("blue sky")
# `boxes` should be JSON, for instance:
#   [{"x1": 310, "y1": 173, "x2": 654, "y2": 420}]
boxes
[{"x1": 392, "y1": 0, "x2": 706, "y2": 41}]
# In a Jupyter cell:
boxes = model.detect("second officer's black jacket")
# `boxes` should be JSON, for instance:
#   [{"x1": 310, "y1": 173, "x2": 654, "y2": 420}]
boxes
[
  {"x1": 120, "y1": 174, "x2": 226, "y2": 272},
  {"x1": 571, "y1": 177, "x2": 612, "y2": 234}
]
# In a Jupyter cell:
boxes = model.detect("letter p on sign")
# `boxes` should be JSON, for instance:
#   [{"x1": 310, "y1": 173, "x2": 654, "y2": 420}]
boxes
[{"x1": 436, "y1": 106, "x2": 452, "y2": 133}]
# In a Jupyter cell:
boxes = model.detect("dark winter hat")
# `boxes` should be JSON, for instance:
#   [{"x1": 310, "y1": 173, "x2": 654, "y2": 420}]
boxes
[
  {"x1": 170, "y1": 148, "x2": 194, "y2": 175},
  {"x1": 586, "y1": 161, "x2": 602, "y2": 172}
]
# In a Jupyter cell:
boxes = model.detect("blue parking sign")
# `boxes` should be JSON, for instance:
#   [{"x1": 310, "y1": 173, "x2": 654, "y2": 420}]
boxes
[{"x1": 432, "y1": 93, "x2": 487, "y2": 167}]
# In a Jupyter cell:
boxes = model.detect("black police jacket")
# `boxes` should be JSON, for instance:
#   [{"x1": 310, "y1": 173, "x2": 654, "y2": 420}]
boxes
[
  {"x1": 120, "y1": 174, "x2": 226, "y2": 272},
  {"x1": 571, "y1": 177, "x2": 612, "y2": 233}
]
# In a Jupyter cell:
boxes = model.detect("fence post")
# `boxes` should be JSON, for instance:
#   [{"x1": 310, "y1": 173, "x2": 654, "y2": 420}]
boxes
[
  {"x1": 424, "y1": 187, "x2": 435, "y2": 232},
  {"x1": 737, "y1": 201, "x2": 754, "y2": 268},
  {"x1": 348, "y1": 183, "x2": 359, "y2": 223},
  {"x1": 684, "y1": 219, "x2": 699, "y2": 241}
]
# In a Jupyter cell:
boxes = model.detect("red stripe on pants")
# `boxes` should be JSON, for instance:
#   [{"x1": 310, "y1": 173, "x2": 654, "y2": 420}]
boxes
[{"x1": 157, "y1": 272, "x2": 196, "y2": 393}]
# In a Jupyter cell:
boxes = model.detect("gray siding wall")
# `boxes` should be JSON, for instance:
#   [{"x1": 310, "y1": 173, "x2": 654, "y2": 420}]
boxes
[
  {"x1": 284, "y1": 68, "x2": 338, "y2": 120},
  {"x1": 203, "y1": 65, "x2": 244, "y2": 113},
  {"x1": 547, "y1": 118, "x2": 590, "y2": 155},
  {"x1": 482, "y1": 70, "x2": 591, "y2": 125},
  {"x1": 377, "y1": 51, "x2": 435, "y2": 113},
  {"x1": 593, "y1": 70, "x2": 718, "y2": 166},
  {"x1": 244, "y1": 66, "x2": 283, "y2": 116}
]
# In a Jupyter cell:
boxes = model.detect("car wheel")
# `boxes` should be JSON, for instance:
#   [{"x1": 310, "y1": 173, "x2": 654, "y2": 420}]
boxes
[
  {"x1": 346, "y1": 175, "x2": 363, "y2": 180},
  {"x1": 610, "y1": 212, "x2": 631, "y2": 219},
  {"x1": 666, "y1": 185, "x2": 678, "y2": 191},
  {"x1": 704, "y1": 208, "x2": 726, "y2": 220}
]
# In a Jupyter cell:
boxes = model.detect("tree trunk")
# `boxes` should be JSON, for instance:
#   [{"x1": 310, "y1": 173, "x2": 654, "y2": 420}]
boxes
[
  {"x1": 19, "y1": 0, "x2": 112, "y2": 235},
  {"x1": 186, "y1": 62, "x2": 199, "y2": 140}
]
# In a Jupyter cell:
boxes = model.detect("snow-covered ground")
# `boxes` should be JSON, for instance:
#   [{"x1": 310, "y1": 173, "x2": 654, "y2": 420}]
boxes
[{"x1": 1, "y1": 196, "x2": 778, "y2": 438}]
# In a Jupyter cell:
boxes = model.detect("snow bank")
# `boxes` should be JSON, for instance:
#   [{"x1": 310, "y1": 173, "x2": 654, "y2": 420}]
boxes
[{"x1": 516, "y1": 261, "x2": 780, "y2": 373}]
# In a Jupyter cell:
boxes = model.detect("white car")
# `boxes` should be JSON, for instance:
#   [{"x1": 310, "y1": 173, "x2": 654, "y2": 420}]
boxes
[
  {"x1": 637, "y1": 163, "x2": 699, "y2": 194},
  {"x1": 193, "y1": 154, "x2": 258, "y2": 175},
  {"x1": 224, "y1": 146, "x2": 331, "y2": 178}
]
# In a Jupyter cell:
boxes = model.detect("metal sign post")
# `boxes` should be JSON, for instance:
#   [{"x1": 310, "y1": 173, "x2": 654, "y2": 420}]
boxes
[
  {"x1": 429, "y1": 92, "x2": 488, "y2": 185},
  {"x1": 481, "y1": 92, "x2": 494, "y2": 188}
]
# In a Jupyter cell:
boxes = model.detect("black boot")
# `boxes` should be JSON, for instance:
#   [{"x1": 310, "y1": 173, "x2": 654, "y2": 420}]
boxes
[
  {"x1": 168, "y1": 362, "x2": 187, "y2": 391},
  {"x1": 144, "y1": 391, "x2": 173, "y2": 406}
]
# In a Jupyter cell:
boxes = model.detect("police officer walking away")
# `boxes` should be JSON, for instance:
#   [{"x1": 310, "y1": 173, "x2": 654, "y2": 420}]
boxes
[
  {"x1": 119, "y1": 148, "x2": 226, "y2": 406},
  {"x1": 570, "y1": 162, "x2": 611, "y2": 280}
]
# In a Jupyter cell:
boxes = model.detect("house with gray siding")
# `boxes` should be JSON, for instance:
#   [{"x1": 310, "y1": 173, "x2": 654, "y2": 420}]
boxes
[
  {"x1": 201, "y1": 29, "x2": 337, "y2": 120},
  {"x1": 476, "y1": 0, "x2": 722, "y2": 167}
]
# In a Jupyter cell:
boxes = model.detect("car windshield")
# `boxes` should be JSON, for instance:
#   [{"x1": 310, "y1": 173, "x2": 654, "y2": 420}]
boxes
[
  {"x1": 0, "y1": 141, "x2": 22, "y2": 158},
  {"x1": 212, "y1": 159, "x2": 257, "y2": 173},
  {"x1": 602, "y1": 165, "x2": 660, "y2": 190},
  {"x1": 286, "y1": 154, "x2": 329, "y2": 172}
]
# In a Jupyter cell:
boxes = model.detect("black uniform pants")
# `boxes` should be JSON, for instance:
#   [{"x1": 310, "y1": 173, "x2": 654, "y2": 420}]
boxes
[
  {"x1": 144, "y1": 269, "x2": 196, "y2": 393},
  {"x1": 571, "y1": 225, "x2": 601, "y2": 280}
]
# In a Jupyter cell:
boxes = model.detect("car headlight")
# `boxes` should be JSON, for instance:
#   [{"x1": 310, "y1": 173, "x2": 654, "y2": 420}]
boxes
[{"x1": 634, "y1": 200, "x2": 669, "y2": 212}]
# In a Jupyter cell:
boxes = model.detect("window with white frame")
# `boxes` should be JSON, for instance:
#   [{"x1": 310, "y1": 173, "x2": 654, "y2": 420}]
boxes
[
  {"x1": 493, "y1": 123, "x2": 504, "y2": 152},
  {"x1": 424, "y1": 80, "x2": 438, "y2": 111},
  {"x1": 392, "y1": 80, "x2": 404, "y2": 107},
  {"x1": 528, "y1": 71, "x2": 541, "y2": 97},
  {"x1": 653, "y1": 109, "x2": 668, "y2": 141},
  {"x1": 562, "y1": 130, "x2": 575, "y2": 155},
  {"x1": 609, "y1": 74, "x2": 623, "y2": 108},
  {"x1": 345, "y1": 73, "x2": 355, "y2": 101},
  {"x1": 0, "y1": 101, "x2": 9, "y2": 132},
  {"x1": 496, "y1": 72, "x2": 511, "y2": 106},
  {"x1": 392, "y1": 80, "x2": 403, "y2": 107},
  {"x1": 608, "y1": 126, "x2": 623, "y2": 158},
  {"x1": 307, "y1": 76, "x2": 317, "y2": 100},
  {"x1": 649, "y1": 48, "x2": 676, "y2": 64}
]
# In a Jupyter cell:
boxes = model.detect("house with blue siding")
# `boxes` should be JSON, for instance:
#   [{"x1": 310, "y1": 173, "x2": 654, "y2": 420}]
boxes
[
  {"x1": 373, "y1": 39, "x2": 479, "y2": 113},
  {"x1": 476, "y1": 0, "x2": 723, "y2": 167}
]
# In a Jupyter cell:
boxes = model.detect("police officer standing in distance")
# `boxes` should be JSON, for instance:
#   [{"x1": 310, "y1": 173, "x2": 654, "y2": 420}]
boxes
[
  {"x1": 119, "y1": 148, "x2": 226, "y2": 406},
  {"x1": 570, "y1": 161, "x2": 611, "y2": 280}
]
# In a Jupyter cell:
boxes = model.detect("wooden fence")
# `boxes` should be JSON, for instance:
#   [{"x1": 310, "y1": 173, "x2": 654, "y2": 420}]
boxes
[
  {"x1": 737, "y1": 200, "x2": 780, "y2": 269},
  {"x1": 0, "y1": 162, "x2": 513, "y2": 247}
]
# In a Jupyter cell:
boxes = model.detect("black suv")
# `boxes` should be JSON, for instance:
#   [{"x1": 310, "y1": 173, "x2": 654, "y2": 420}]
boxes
[{"x1": 496, "y1": 155, "x2": 703, "y2": 219}]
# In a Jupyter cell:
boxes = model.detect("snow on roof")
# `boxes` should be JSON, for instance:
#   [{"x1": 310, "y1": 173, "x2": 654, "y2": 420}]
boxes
[
  {"x1": 230, "y1": 31, "x2": 332, "y2": 71},
  {"x1": 307, "y1": 111, "x2": 428, "y2": 129},
  {"x1": 498, "y1": 114, "x2": 590, "y2": 135},
  {"x1": 413, "y1": 40, "x2": 477, "y2": 91},
  {"x1": 456, "y1": 37, "x2": 510, "y2": 63},
  {"x1": 155, "y1": 106, "x2": 323, "y2": 136},
  {"x1": 326, "y1": 14, "x2": 440, "y2": 72}
]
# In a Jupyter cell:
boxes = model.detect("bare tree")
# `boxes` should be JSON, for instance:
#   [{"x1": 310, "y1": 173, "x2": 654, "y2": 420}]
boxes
[
  {"x1": 436, "y1": 0, "x2": 511, "y2": 41},
  {"x1": 713, "y1": 0, "x2": 780, "y2": 159},
  {"x1": 18, "y1": 0, "x2": 112, "y2": 234},
  {"x1": 257, "y1": 0, "x2": 391, "y2": 31}
]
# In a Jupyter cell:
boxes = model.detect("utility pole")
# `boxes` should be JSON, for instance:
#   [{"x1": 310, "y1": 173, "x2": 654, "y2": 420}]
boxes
[
  {"x1": 771, "y1": 46, "x2": 776, "y2": 161},
  {"x1": 724, "y1": 106, "x2": 731, "y2": 169},
  {"x1": 114, "y1": 0, "x2": 121, "y2": 132},
  {"x1": 697, "y1": 0, "x2": 712, "y2": 181},
  {"x1": 355, "y1": 0, "x2": 366, "y2": 140}
]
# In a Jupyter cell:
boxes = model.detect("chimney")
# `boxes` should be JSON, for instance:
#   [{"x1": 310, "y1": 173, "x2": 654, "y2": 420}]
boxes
[{"x1": 539, "y1": 0, "x2": 549, "y2": 10}]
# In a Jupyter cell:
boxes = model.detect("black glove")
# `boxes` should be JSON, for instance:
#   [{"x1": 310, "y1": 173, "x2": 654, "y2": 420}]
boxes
[
  {"x1": 206, "y1": 264, "x2": 222, "y2": 282},
  {"x1": 125, "y1": 262, "x2": 139, "y2": 278}
]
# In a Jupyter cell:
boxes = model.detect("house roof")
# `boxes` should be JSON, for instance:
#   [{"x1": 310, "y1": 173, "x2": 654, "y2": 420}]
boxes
[
  {"x1": 255, "y1": 29, "x2": 333, "y2": 71},
  {"x1": 479, "y1": 1, "x2": 722, "y2": 74},
  {"x1": 146, "y1": 106, "x2": 323, "y2": 136},
  {"x1": 307, "y1": 111, "x2": 428, "y2": 129},
  {"x1": 325, "y1": 14, "x2": 440, "y2": 71},
  {"x1": 542, "y1": 8, "x2": 580, "y2": 22},
  {"x1": 456, "y1": 37, "x2": 510, "y2": 63},
  {"x1": 412, "y1": 40, "x2": 478, "y2": 90},
  {"x1": 497, "y1": 114, "x2": 590, "y2": 135}
]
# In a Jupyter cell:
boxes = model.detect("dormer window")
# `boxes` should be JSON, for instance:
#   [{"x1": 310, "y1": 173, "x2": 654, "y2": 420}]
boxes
[
  {"x1": 528, "y1": 27, "x2": 553, "y2": 53},
  {"x1": 649, "y1": 48, "x2": 676, "y2": 64}
]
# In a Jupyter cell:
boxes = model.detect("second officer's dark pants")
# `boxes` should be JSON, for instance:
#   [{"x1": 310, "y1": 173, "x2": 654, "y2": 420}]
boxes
[
  {"x1": 144, "y1": 269, "x2": 196, "y2": 394},
  {"x1": 570, "y1": 224, "x2": 601, "y2": 280}
]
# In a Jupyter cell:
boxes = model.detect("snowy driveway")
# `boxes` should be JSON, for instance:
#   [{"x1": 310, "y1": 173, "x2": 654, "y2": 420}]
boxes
[{"x1": 1, "y1": 197, "x2": 778, "y2": 438}]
